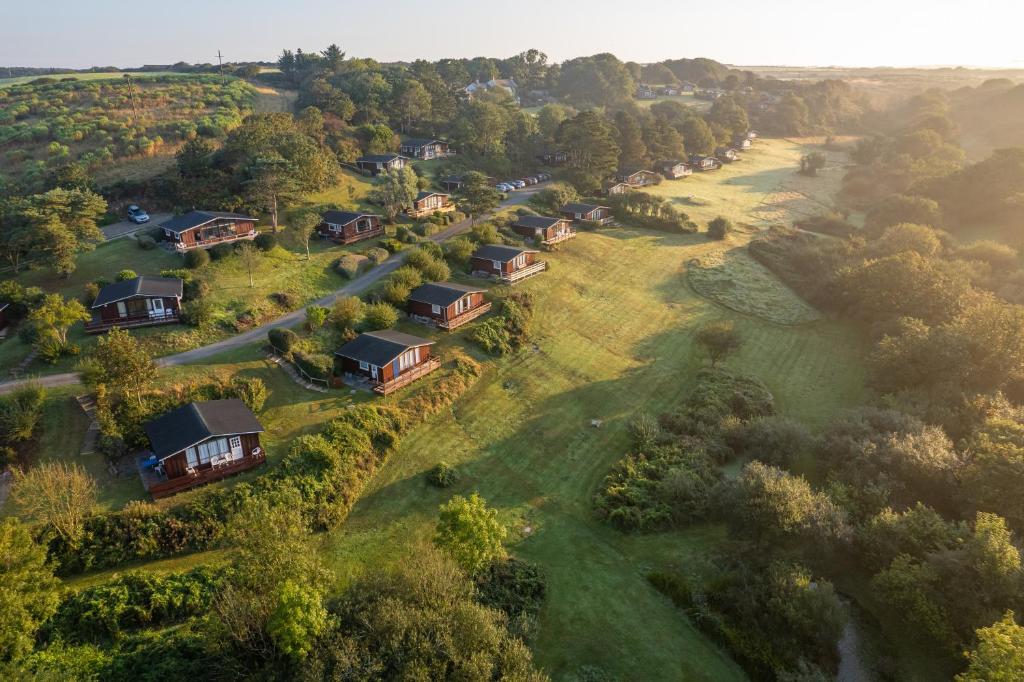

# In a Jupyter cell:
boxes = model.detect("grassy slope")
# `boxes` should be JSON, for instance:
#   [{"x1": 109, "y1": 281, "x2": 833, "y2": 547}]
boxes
[{"x1": 0, "y1": 71, "x2": 192, "y2": 87}]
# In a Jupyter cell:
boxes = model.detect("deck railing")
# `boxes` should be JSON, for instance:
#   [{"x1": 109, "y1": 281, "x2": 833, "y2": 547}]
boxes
[
  {"x1": 144, "y1": 450, "x2": 266, "y2": 499},
  {"x1": 500, "y1": 260, "x2": 548, "y2": 284},
  {"x1": 439, "y1": 302, "x2": 493, "y2": 330},
  {"x1": 85, "y1": 310, "x2": 180, "y2": 333},
  {"x1": 541, "y1": 231, "x2": 576, "y2": 246},
  {"x1": 374, "y1": 357, "x2": 441, "y2": 395},
  {"x1": 173, "y1": 230, "x2": 257, "y2": 252}
]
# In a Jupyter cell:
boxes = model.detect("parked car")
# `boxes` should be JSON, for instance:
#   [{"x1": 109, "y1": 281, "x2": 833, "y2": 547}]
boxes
[
  {"x1": 496, "y1": 183, "x2": 513, "y2": 192},
  {"x1": 126, "y1": 205, "x2": 150, "y2": 224},
  {"x1": 512, "y1": 180, "x2": 526, "y2": 189},
  {"x1": 522, "y1": 177, "x2": 536, "y2": 185}
]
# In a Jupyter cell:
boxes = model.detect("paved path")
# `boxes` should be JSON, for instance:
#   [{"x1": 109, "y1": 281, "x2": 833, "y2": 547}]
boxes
[
  {"x1": 102, "y1": 213, "x2": 172, "y2": 240},
  {"x1": 0, "y1": 186, "x2": 540, "y2": 395}
]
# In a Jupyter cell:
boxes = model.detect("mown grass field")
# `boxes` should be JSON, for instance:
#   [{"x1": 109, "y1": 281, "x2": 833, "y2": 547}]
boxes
[{"x1": 0, "y1": 71, "x2": 191, "y2": 87}]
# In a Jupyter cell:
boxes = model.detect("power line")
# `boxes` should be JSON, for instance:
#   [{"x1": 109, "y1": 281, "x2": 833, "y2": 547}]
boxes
[
  {"x1": 123, "y1": 73, "x2": 139, "y2": 123},
  {"x1": 217, "y1": 50, "x2": 225, "y2": 78}
]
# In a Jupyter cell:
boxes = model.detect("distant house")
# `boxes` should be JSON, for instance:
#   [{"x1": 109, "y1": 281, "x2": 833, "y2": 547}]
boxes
[
  {"x1": 560, "y1": 202, "x2": 613, "y2": 225},
  {"x1": 407, "y1": 191, "x2": 454, "y2": 219},
  {"x1": 86, "y1": 276, "x2": 182, "y2": 334},
  {"x1": 716, "y1": 147, "x2": 739, "y2": 163},
  {"x1": 747, "y1": 130, "x2": 759, "y2": 139},
  {"x1": 465, "y1": 78, "x2": 519, "y2": 104},
  {"x1": 680, "y1": 81, "x2": 696, "y2": 93},
  {"x1": 538, "y1": 150, "x2": 568, "y2": 166},
  {"x1": 688, "y1": 154, "x2": 721, "y2": 171},
  {"x1": 663, "y1": 87, "x2": 679, "y2": 96},
  {"x1": 616, "y1": 169, "x2": 659, "y2": 187},
  {"x1": 159, "y1": 211, "x2": 257, "y2": 253},
  {"x1": 657, "y1": 160, "x2": 692, "y2": 179},
  {"x1": 734, "y1": 137, "x2": 753, "y2": 150},
  {"x1": 605, "y1": 181, "x2": 631, "y2": 196},
  {"x1": 335, "y1": 330, "x2": 439, "y2": 394},
  {"x1": 408, "y1": 282, "x2": 491, "y2": 330},
  {"x1": 636, "y1": 84, "x2": 657, "y2": 99},
  {"x1": 140, "y1": 399, "x2": 266, "y2": 499},
  {"x1": 399, "y1": 138, "x2": 452, "y2": 160},
  {"x1": 355, "y1": 154, "x2": 409, "y2": 176},
  {"x1": 439, "y1": 176, "x2": 464, "y2": 193},
  {"x1": 471, "y1": 244, "x2": 546, "y2": 284},
  {"x1": 317, "y1": 211, "x2": 384, "y2": 244},
  {"x1": 511, "y1": 215, "x2": 576, "y2": 246}
]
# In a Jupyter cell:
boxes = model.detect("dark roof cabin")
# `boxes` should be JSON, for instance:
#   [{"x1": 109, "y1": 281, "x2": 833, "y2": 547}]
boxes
[
  {"x1": 318, "y1": 211, "x2": 384, "y2": 244},
  {"x1": 657, "y1": 160, "x2": 692, "y2": 179},
  {"x1": 335, "y1": 330, "x2": 439, "y2": 394},
  {"x1": 408, "y1": 282, "x2": 491, "y2": 330},
  {"x1": 86, "y1": 276, "x2": 183, "y2": 333},
  {"x1": 356, "y1": 154, "x2": 408, "y2": 176},
  {"x1": 560, "y1": 203, "x2": 613, "y2": 225},
  {"x1": 615, "y1": 169, "x2": 658, "y2": 186},
  {"x1": 159, "y1": 211, "x2": 257, "y2": 253},
  {"x1": 407, "y1": 191, "x2": 454, "y2": 218},
  {"x1": 511, "y1": 215, "x2": 576, "y2": 246},
  {"x1": 470, "y1": 244, "x2": 546, "y2": 284},
  {"x1": 399, "y1": 138, "x2": 451, "y2": 160},
  {"x1": 140, "y1": 399, "x2": 266, "y2": 499},
  {"x1": 688, "y1": 154, "x2": 721, "y2": 171},
  {"x1": 439, "y1": 176, "x2": 464, "y2": 192},
  {"x1": 605, "y1": 181, "x2": 631, "y2": 196},
  {"x1": 716, "y1": 147, "x2": 739, "y2": 163}
]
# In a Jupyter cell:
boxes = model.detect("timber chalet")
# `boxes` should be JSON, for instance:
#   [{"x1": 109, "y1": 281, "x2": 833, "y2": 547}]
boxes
[
  {"x1": 408, "y1": 282, "x2": 491, "y2": 330},
  {"x1": 657, "y1": 160, "x2": 693, "y2": 179},
  {"x1": 615, "y1": 169, "x2": 659, "y2": 187},
  {"x1": 335, "y1": 330, "x2": 440, "y2": 394},
  {"x1": 86, "y1": 276, "x2": 182, "y2": 333},
  {"x1": 511, "y1": 215, "x2": 577, "y2": 246},
  {"x1": 399, "y1": 138, "x2": 452, "y2": 160},
  {"x1": 139, "y1": 399, "x2": 266, "y2": 499},
  {"x1": 318, "y1": 211, "x2": 384, "y2": 244},
  {"x1": 688, "y1": 154, "x2": 722, "y2": 171},
  {"x1": 439, "y1": 176, "x2": 464, "y2": 192},
  {"x1": 605, "y1": 181, "x2": 631, "y2": 196},
  {"x1": 159, "y1": 211, "x2": 257, "y2": 252},
  {"x1": 407, "y1": 191, "x2": 455, "y2": 219},
  {"x1": 471, "y1": 244, "x2": 546, "y2": 283},
  {"x1": 716, "y1": 147, "x2": 739, "y2": 163},
  {"x1": 560, "y1": 202, "x2": 613, "y2": 225},
  {"x1": 355, "y1": 153, "x2": 408, "y2": 176}
]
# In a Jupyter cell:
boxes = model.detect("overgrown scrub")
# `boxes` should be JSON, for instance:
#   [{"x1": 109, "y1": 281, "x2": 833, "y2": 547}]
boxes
[
  {"x1": 471, "y1": 291, "x2": 534, "y2": 355},
  {"x1": 607, "y1": 192, "x2": 698, "y2": 233}
]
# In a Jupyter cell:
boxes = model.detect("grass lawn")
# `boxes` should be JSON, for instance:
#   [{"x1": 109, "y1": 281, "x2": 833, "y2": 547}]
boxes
[
  {"x1": 319, "y1": 221, "x2": 866, "y2": 680},
  {"x1": 0, "y1": 71, "x2": 193, "y2": 87},
  {"x1": 636, "y1": 92, "x2": 713, "y2": 113}
]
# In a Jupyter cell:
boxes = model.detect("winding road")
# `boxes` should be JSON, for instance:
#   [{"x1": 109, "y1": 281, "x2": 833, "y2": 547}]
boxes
[{"x1": 0, "y1": 186, "x2": 542, "y2": 395}]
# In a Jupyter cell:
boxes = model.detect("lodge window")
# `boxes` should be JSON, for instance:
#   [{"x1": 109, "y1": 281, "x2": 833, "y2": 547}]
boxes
[
  {"x1": 185, "y1": 437, "x2": 229, "y2": 468},
  {"x1": 359, "y1": 361, "x2": 369, "y2": 371},
  {"x1": 492, "y1": 260, "x2": 501, "y2": 269},
  {"x1": 431, "y1": 304, "x2": 441, "y2": 314},
  {"x1": 398, "y1": 347, "x2": 420, "y2": 371}
]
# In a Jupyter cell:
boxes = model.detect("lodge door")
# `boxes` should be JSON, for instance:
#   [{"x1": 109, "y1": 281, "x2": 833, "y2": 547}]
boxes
[
  {"x1": 149, "y1": 298, "x2": 165, "y2": 318},
  {"x1": 229, "y1": 436, "x2": 243, "y2": 460}
]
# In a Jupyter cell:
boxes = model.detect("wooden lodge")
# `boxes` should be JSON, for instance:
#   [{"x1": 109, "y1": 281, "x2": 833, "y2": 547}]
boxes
[
  {"x1": 159, "y1": 211, "x2": 257, "y2": 253},
  {"x1": 560, "y1": 202, "x2": 613, "y2": 225},
  {"x1": 86, "y1": 276, "x2": 182, "y2": 334},
  {"x1": 439, "y1": 176, "x2": 464, "y2": 192},
  {"x1": 680, "y1": 81, "x2": 696, "y2": 92},
  {"x1": 538, "y1": 150, "x2": 568, "y2": 166},
  {"x1": 657, "y1": 160, "x2": 692, "y2": 179},
  {"x1": 471, "y1": 244, "x2": 546, "y2": 284},
  {"x1": 616, "y1": 169, "x2": 659, "y2": 187},
  {"x1": 511, "y1": 215, "x2": 576, "y2": 246},
  {"x1": 407, "y1": 191, "x2": 455, "y2": 219},
  {"x1": 716, "y1": 147, "x2": 739, "y2": 163},
  {"x1": 399, "y1": 138, "x2": 452, "y2": 160},
  {"x1": 734, "y1": 137, "x2": 753, "y2": 150},
  {"x1": 335, "y1": 330, "x2": 439, "y2": 394},
  {"x1": 318, "y1": 211, "x2": 384, "y2": 244},
  {"x1": 355, "y1": 154, "x2": 408, "y2": 176},
  {"x1": 636, "y1": 84, "x2": 657, "y2": 99},
  {"x1": 408, "y1": 282, "x2": 490, "y2": 330},
  {"x1": 688, "y1": 154, "x2": 722, "y2": 171},
  {"x1": 605, "y1": 181, "x2": 631, "y2": 196},
  {"x1": 140, "y1": 399, "x2": 266, "y2": 499}
]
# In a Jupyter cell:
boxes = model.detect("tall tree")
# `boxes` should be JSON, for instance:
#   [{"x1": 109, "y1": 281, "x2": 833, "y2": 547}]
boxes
[
  {"x1": 392, "y1": 79, "x2": 432, "y2": 133},
  {"x1": 11, "y1": 462, "x2": 97, "y2": 548},
  {"x1": 26, "y1": 294, "x2": 89, "y2": 361},
  {"x1": 434, "y1": 493, "x2": 507, "y2": 573},
  {"x1": 0, "y1": 518, "x2": 60, "y2": 661},
  {"x1": 615, "y1": 110, "x2": 648, "y2": 169},
  {"x1": 682, "y1": 117, "x2": 716, "y2": 156},
  {"x1": 369, "y1": 166, "x2": 419, "y2": 222},
  {"x1": 79, "y1": 328, "x2": 157, "y2": 406},
  {"x1": 456, "y1": 171, "x2": 501, "y2": 226},
  {"x1": 556, "y1": 111, "x2": 621, "y2": 193},
  {"x1": 11, "y1": 188, "x2": 106, "y2": 276}
]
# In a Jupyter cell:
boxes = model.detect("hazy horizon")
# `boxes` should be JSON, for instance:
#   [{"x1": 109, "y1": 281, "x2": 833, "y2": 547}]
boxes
[{"x1": 4, "y1": 0, "x2": 1022, "y2": 71}]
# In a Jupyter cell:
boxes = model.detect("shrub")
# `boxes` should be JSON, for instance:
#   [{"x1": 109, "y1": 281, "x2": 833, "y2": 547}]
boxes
[
  {"x1": 184, "y1": 248, "x2": 209, "y2": 269},
  {"x1": 724, "y1": 415, "x2": 812, "y2": 467},
  {"x1": 180, "y1": 299, "x2": 214, "y2": 326},
  {"x1": 268, "y1": 327, "x2": 298, "y2": 353},
  {"x1": 363, "y1": 302, "x2": 399, "y2": 330},
  {"x1": 428, "y1": 462, "x2": 459, "y2": 488},
  {"x1": 270, "y1": 291, "x2": 299, "y2": 310},
  {"x1": 82, "y1": 282, "x2": 100, "y2": 306},
  {"x1": 230, "y1": 376, "x2": 268, "y2": 412},
  {"x1": 183, "y1": 278, "x2": 210, "y2": 301},
  {"x1": 474, "y1": 557, "x2": 546, "y2": 640},
  {"x1": 306, "y1": 305, "x2": 328, "y2": 330},
  {"x1": 254, "y1": 232, "x2": 276, "y2": 251},
  {"x1": 294, "y1": 352, "x2": 333, "y2": 380},
  {"x1": 331, "y1": 296, "x2": 364, "y2": 331},
  {"x1": 379, "y1": 238, "x2": 404, "y2": 254},
  {"x1": 335, "y1": 254, "x2": 368, "y2": 279},
  {"x1": 708, "y1": 216, "x2": 732, "y2": 240},
  {"x1": 207, "y1": 242, "x2": 235, "y2": 260},
  {"x1": 115, "y1": 269, "x2": 137, "y2": 282},
  {"x1": 160, "y1": 268, "x2": 193, "y2": 283},
  {"x1": 383, "y1": 279, "x2": 413, "y2": 306},
  {"x1": 444, "y1": 237, "x2": 476, "y2": 267},
  {"x1": 471, "y1": 317, "x2": 513, "y2": 355},
  {"x1": 136, "y1": 235, "x2": 156, "y2": 250},
  {"x1": 365, "y1": 247, "x2": 389, "y2": 265}
]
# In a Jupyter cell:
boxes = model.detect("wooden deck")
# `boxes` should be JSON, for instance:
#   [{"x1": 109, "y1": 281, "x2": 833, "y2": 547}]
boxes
[
  {"x1": 407, "y1": 203, "x2": 456, "y2": 219},
  {"x1": 172, "y1": 230, "x2": 257, "y2": 252},
  {"x1": 325, "y1": 227, "x2": 385, "y2": 245},
  {"x1": 439, "y1": 302, "x2": 492, "y2": 330},
  {"x1": 85, "y1": 311, "x2": 180, "y2": 334},
  {"x1": 542, "y1": 231, "x2": 576, "y2": 246},
  {"x1": 374, "y1": 357, "x2": 442, "y2": 395},
  {"x1": 137, "y1": 450, "x2": 266, "y2": 499},
  {"x1": 500, "y1": 260, "x2": 547, "y2": 284}
]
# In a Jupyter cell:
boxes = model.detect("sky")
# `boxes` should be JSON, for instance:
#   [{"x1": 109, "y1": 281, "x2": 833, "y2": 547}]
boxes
[{"x1": 3, "y1": 0, "x2": 1023, "y2": 70}]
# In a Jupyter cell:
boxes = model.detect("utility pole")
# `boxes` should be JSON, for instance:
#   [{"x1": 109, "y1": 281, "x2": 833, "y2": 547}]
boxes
[
  {"x1": 123, "y1": 73, "x2": 139, "y2": 123},
  {"x1": 217, "y1": 50, "x2": 225, "y2": 78}
]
